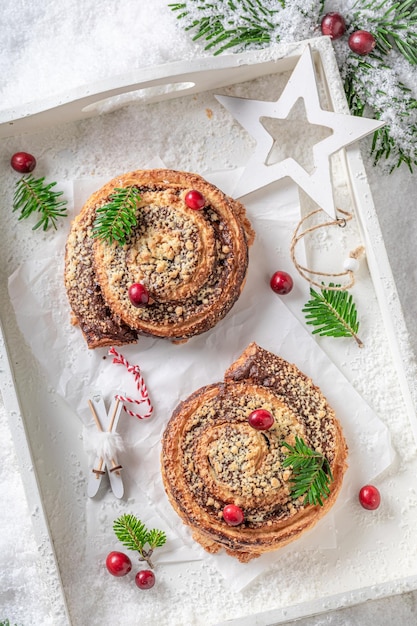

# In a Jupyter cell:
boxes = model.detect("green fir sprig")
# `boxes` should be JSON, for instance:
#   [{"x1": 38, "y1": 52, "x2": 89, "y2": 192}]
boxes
[
  {"x1": 13, "y1": 175, "x2": 68, "y2": 231},
  {"x1": 169, "y1": 0, "x2": 284, "y2": 54},
  {"x1": 92, "y1": 186, "x2": 141, "y2": 246},
  {"x1": 343, "y1": 0, "x2": 417, "y2": 171},
  {"x1": 113, "y1": 513, "x2": 167, "y2": 569},
  {"x1": 353, "y1": 0, "x2": 417, "y2": 64},
  {"x1": 302, "y1": 284, "x2": 363, "y2": 347},
  {"x1": 282, "y1": 436, "x2": 333, "y2": 506},
  {"x1": 170, "y1": 0, "x2": 417, "y2": 171}
]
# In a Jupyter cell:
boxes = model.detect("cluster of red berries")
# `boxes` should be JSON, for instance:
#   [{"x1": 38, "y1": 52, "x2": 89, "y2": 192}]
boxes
[
  {"x1": 106, "y1": 551, "x2": 156, "y2": 590},
  {"x1": 321, "y1": 12, "x2": 376, "y2": 56}
]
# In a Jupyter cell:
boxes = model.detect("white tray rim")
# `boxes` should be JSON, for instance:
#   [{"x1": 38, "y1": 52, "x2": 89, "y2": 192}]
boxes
[
  {"x1": 0, "y1": 318, "x2": 71, "y2": 624},
  {"x1": 1, "y1": 36, "x2": 417, "y2": 625}
]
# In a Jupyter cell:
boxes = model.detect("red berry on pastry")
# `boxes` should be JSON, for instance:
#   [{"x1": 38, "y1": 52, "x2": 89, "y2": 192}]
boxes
[
  {"x1": 222, "y1": 504, "x2": 244, "y2": 526},
  {"x1": 348, "y1": 30, "x2": 376, "y2": 55},
  {"x1": 185, "y1": 189, "x2": 205, "y2": 210},
  {"x1": 11, "y1": 151, "x2": 37, "y2": 173},
  {"x1": 135, "y1": 569, "x2": 155, "y2": 589},
  {"x1": 248, "y1": 409, "x2": 274, "y2": 431},
  {"x1": 105, "y1": 551, "x2": 132, "y2": 576},
  {"x1": 320, "y1": 12, "x2": 346, "y2": 40},
  {"x1": 359, "y1": 484, "x2": 381, "y2": 510},
  {"x1": 128, "y1": 283, "x2": 149, "y2": 307},
  {"x1": 270, "y1": 271, "x2": 293, "y2": 295}
]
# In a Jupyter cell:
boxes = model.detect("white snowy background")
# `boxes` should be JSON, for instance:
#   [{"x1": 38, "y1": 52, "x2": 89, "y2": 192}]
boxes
[{"x1": 1, "y1": 1, "x2": 417, "y2": 624}]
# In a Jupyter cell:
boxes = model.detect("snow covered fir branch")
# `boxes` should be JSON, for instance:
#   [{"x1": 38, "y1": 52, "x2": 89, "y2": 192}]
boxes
[{"x1": 169, "y1": 0, "x2": 417, "y2": 172}]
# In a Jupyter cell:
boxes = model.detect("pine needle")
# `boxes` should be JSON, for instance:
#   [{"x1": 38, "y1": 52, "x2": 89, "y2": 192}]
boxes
[
  {"x1": 282, "y1": 436, "x2": 333, "y2": 507},
  {"x1": 13, "y1": 175, "x2": 68, "y2": 231},
  {"x1": 302, "y1": 284, "x2": 363, "y2": 347},
  {"x1": 352, "y1": 0, "x2": 417, "y2": 65},
  {"x1": 169, "y1": 0, "x2": 282, "y2": 54},
  {"x1": 113, "y1": 513, "x2": 167, "y2": 568},
  {"x1": 92, "y1": 186, "x2": 141, "y2": 245},
  {"x1": 170, "y1": 0, "x2": 417, "y2": 170}
]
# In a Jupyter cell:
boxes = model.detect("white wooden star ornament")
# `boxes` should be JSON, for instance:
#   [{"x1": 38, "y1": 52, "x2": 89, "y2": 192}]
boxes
[{"x1": 215, "y1": 45, "x2": 384, "y2": 218}]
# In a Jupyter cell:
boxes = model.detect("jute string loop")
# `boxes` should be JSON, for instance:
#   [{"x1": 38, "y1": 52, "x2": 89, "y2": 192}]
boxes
[{"x1": 290, "y1": 207, "x2": 364, "y2": 290}]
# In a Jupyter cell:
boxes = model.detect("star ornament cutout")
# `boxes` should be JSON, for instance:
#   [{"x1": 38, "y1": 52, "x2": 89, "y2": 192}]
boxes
[{"x1": 215, "y1": 45, "x2": 384, "y2": 218}]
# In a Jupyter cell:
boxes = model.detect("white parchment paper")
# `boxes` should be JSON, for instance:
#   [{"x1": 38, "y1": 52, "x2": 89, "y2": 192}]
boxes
[{"x1": 8, "y1": 169, "x2": 394, "y2": 591}]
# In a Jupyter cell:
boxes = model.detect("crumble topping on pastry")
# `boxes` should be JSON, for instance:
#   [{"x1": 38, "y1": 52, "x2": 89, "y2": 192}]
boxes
[
  {"x1": 161, "y1": 343, "x2": 348, "y2": 562},
  {"x1": 64, "y1": 169, "x2": 254, "y2": 348}
]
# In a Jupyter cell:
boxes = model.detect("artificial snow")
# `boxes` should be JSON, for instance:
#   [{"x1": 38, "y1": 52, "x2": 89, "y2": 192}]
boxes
[{"x1": 1, "y1": 1, "x2": 417, "y2": 625}]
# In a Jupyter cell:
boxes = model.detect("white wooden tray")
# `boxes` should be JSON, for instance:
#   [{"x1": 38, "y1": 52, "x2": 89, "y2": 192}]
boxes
[{"x1": 1, "y1": 37, "x2": 417, "y2": 625}]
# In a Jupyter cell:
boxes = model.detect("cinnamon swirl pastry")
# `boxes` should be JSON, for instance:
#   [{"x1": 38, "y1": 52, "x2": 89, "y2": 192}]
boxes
[
  {"x1": 161, "y1": 343, "x2": 348, "y2": 562},
  {"x1": 64, "y1": 169, "x2": 254, "y2": 349}
]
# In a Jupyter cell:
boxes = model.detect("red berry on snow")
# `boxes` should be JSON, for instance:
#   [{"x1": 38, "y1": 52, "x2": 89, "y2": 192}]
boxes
[
  {"x1": 222, "y1": 504, "x2": 244, "y2": 526},
  {"x1": 320, "y1": 13, "x2": 346, "y2": 40},
  {"x1": 359, "y1": 485, "x2": 381, "y2": 510},
  {"x1": 270, "y1": 271, "x2": 293, "y2": 295},
  {"x1": 248, "y1": 409, "x2": 274, "y2": 431},
  {"x1": 11, "y1": 151, "x2": 37, "y2": 173},
  {"x1": 128, "y1": 283, "x2": 149, "y2": 307},
  {"x1": 105, "y1": 551, "x2": 132, "y2": 577},
  {"x1": 185, "y1": 189, "x2": 205, "y2": 210},
  {"x1": 135, "y1": 569, "x2": 155, "y2": 590},
  {"x1": 348, "y1": 30, "x2": 376, "y2": 55}
]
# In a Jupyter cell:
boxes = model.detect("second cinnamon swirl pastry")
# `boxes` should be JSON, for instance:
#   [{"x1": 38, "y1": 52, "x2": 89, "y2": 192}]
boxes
[
  {"x1": 65, "y1": 169, "x2": 254, "y2": 348},
  {"x1": 161, "y1": 343, "x2": 348, "y2": 562}
]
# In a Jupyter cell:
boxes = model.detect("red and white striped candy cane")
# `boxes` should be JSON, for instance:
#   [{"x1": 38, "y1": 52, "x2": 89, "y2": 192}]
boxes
[{"x1": 109, "y1": 347, "x2": 154, "y2": 419}]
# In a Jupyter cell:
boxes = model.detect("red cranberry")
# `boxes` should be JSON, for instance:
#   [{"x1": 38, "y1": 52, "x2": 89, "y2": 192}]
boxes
[
  {"x1": 320, "y1": 13, "x2": 346, "y2": 40},
  {"x1": 348, "y1": 30, "x2": 376, "y2": 55},
  {"x1": 11, "y1": 151, "x2": 37, "y2": 173},
  {"x1": 270, "y1": 271, "x2": 293, "y2": 295},
  {"x1": 128, "y1": 283, "x2": 149, "y2": 307},
  {"x1": 359, "y1": 485, "x2": 381, "y2": 510},
  {"x1": 222, "y1": 504, "x2": 244, "y2": 526},
  {"x1": 135, "y1": 569, "x2": 155, "y2": 589},
  {"x1": 185, "y1": 189, "x2": 205, "y2": 210},
  {"x1": 248, "y1": 409, "x2": 274, "y2": 431},
  {"x1": 105, "y1": 551, "x2": 132, "y2": 576}
]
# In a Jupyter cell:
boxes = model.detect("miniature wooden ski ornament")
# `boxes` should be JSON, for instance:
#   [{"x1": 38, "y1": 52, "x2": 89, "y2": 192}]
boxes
[{"x1": 87, "y1": 393, "x2": 124, "y2": 499}]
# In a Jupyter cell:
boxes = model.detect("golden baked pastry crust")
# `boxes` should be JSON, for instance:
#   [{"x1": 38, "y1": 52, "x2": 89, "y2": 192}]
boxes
[
  {"x1": 161, "y1": 343, "x2": 348, "y2": 562},
  {"x1": 64, "y1": 169, "x2": 254, "y2": 349},
  {"x1": 64, "y1": 197, "x2": 138, "y2": 349}
]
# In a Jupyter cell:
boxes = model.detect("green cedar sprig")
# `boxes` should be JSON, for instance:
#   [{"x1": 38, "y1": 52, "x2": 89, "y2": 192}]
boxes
[
  {"x1": 92, "y1": 186, "x2": 141, "y2": 246},
  {"x1": 302, "y1": 284, "x2": 363, "y2": 348},
  {"x1": 113, "y1": 513, "x2": 167, "y2": 569},
  {"x1": 282, "y1": 436, "x2": 333, "y2": 507},
  {"x1": 13, "y1": 175, "x2": 68, "y2": 231}
]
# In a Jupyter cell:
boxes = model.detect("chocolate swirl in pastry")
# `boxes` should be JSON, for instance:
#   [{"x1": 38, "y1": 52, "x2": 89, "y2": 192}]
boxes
[
  {"x1": 64, "y1": 169, "x2": 254, "y2": 349},
  {"x1": 161, "y1": 343, "x2": 348, "y2": 562}
]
